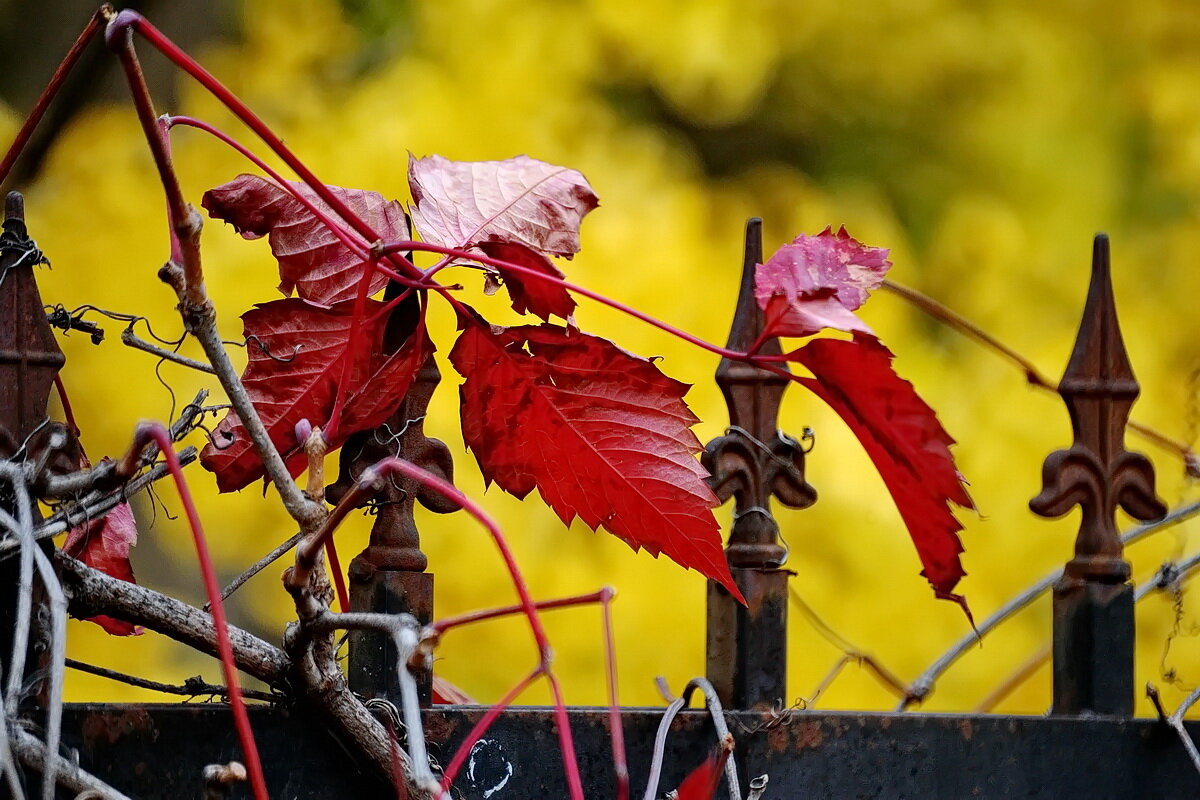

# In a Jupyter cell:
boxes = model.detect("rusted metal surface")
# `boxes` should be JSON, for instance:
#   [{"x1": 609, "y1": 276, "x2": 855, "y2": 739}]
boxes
[
  {"x1": 57, "y1": 704, "x2": 1200, "y2": 799},
  {"x1": 0, "y1": 191, "x2": 63, "y2": 717},
  {"x1": 0, "y1": 191, "x2": 61, "y2": 455},
  {"x1": 1031, "y1": 234, "x2": 1167, "y2": 716},
  {"x1": 703, "y1": 218, "x2": 816, "y2": 711},
  {"x1": 326, "y1": 281, "x2": 457, "y2": 705}
]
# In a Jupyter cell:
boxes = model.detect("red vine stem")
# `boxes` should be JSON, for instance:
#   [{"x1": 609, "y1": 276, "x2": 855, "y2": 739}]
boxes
[
  {"x1": 436, "y1": 667, "x2": 542, "y2": 796},
  {"x1": 430, "y1": 589, "x2": 609, "y2": 635},
  {"x1": 296, "y1": 457, "x2": 584, "y2": 800},
  {"x1": 323, "y1": 539, "x2": 349, "y2": 613},
  {"x1": 52, "y1": 375, "x2": 80, "y2": 438},
  {"x1": 123, "y1": 423, "x2": 267, "y2": 800},
  {"x1": 0, "y1": 5, "x2": 107, "y2": 187},
  {"x1": 107, "y1": 12, "x2": 425, "y2": 283}
]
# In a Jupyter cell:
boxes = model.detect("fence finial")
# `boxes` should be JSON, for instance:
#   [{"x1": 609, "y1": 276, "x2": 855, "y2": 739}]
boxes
[
  {"x1": 1032, "y1": 234, "x2": 1166, "y2": 716},
  {"x1": 702, "y1": 218, "x2": 815, "y2": 710}
]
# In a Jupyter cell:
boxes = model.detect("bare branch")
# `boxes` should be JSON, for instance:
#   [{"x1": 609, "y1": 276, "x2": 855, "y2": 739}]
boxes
[
  {"x1": 56, "y1": 553, "x2": 289, "y2": 689},
  {"x1": 899, "y1": 499, "x2": 1200, "y2": 710}
]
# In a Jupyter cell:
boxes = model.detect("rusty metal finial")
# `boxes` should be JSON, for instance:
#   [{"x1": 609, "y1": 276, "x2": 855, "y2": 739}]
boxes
[
  {"x1": 703, "y1": 218, "x2": 816, "y2": 567},
  {"x1": 702, "y1": 218, "x2": 815, "y2": 710},
  {"x1": 0, "y1": 190, "x2": 61, "y2": 456},
  {"x1": 325, "y1": 279, "x2": 456, "y2": 705},
  {"x1": 1030, "y1": 234, "x2": 1166, "y2": 582}
]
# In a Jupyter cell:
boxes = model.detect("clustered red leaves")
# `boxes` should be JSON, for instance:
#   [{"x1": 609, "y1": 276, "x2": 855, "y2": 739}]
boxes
[
  {"x1": 756, "y1": 226, "x2": 974, "y2": 613},
  {"x1": 187, "y1": 154, "x2": 970, "y2": 613}
]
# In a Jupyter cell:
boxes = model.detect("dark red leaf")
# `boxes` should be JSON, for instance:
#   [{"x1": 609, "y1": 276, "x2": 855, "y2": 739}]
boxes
[
  {"x1": 791, "y1": 333, "x2": 974, "y2": 615},
  {"x1": 409, "y1": 154, "x2": 599, "y2": 256},
  {"x1": 64, "y1": 502, "x2": 141, "y2": 636},
  {"x1": 755, "y1": 226, "x2": 892, "y2": 338},
  {"x1": 674, "y1": 735, "x2": 733, "y2": 800},
  {"x1": 203, "y1": 174, "x2": 409, "y2": 306},
  {"x1": 477, "y1": 241, "x2": 576, "y2": 322},
  {"x1": 200, "y1": 298, "x2": 431, "y2": 492},
  {"x1": 449, "y1": 321, "x2": 741, "y2": 601}
]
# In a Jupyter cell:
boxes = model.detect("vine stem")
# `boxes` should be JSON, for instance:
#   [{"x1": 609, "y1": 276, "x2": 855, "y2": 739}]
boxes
[
  {"x1": 0, "y1": 5, "x2": 108, "y2": 187},
  {"x1": 121, "y1": 424, "x2": 268, "y2": 800},
  {"x1": 106, "y1": 19, "x2": 321, "y2": 528},
  {"x1": 291, "y1": 457, "x2": 584, "y2": 800}
]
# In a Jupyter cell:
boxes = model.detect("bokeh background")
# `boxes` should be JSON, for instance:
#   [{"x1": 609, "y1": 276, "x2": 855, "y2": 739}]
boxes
[{"x1": 2, "y1": 0, "x2": 1199, "y2": 717}]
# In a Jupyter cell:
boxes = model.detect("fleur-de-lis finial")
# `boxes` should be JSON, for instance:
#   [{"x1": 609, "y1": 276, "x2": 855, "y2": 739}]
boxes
[
  {"x1": 703, "y1": 218, "x2": 816, "y2": 569},
  {"x1": 702, "y1": 218, "x2": 815, "y2": 710},
  {"x1": 1030, "y1": 234, "x2": 1166, "y2": 581}
]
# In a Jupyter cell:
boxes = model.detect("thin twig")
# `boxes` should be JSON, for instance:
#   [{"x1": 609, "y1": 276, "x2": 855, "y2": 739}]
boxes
[
  {"x1": 899, "y1": 499, "x2": 1200, "y2": 709},
  {"x1": 65, "y1": 658, "x2": 278, "y2": 702},
  {"x1": 1, "y1": 464, "x2": 35, "y2": 718},
  {"x1": 24, "y1": 446, "x2": 197, "y2": 545},
  {"x1": 975, "y1": 550, "x2": 1200, "y2": 712},
  {"x1": 1161, "y1": 683, "x2": 1200, "y2": 775},
  {"x1": 207, "y1": 531, "x2": 302, "y2": 610},
  {"x1": 121, "y1": 325, "x2": 215, "y2": 373},
  {"x1": 57, "y1": 553, "x2": 289, "y2": 689},
  {"x1": 880, "y1": 279, "x2": 1200, "y2": 476},
  {"x1": 789, "y1": 587, "x2": 909, "y2": 703}
]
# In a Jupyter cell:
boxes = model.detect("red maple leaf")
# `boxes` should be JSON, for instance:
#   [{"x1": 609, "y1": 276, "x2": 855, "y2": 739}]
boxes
[
  {"x1": 200, "y1": 297, "x2": 431, "y2": 492},
  {"x1": 449, "y1": 320, "x2": 742, "y2": 601},
  {"x1": 673, "y1": 735, "x2": 733, "y2": 800},
  {"x1": 64, "y1": 502, "x2": 142, "y2": 636},
  {"x1": 408, "y1": 154, "x2": 599, "y2": 256},
  {"x1": 755, "y1": 225, "x2": 891, "y2": 339},
  {"x1": 791, "y1": 333, "x2": 974, "y2": 615},
  {"x1": 477, "y1": 241, "x2": 577, "y2": 322},
  {"x1": 203, "y1": 174, "x2": 409, "y2": 305}
]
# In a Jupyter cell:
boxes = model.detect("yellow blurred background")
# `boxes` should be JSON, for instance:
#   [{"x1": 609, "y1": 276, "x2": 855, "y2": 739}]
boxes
[{"x1": 3, "y1": 0, "x2": 1200, "y2": 717}]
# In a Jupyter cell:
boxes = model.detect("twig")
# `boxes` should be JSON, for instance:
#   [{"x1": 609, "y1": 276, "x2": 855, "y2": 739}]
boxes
[
  {"x1": 899, "y1": 498, "x2": 1200, "y2": 709},
  {"x1": 30, "y1": 543, "x2": 66, "y2": 800},
  {"x1": 208, "y1": 531, "x2": 303, "y2": 610},
  {"x1": 120, "y1": 325, "x2": 215, "y2": 373},
  {"x1": 107, "y1": 14, "x2": 322, "y2": 531},
  {"x1": 1157, "y1": 683, "x2": 1200, "y2": 775},
  {"x1": 10, "y1": 725, "x2": 131, "y2": 800},
  {"x1": 0, "y1": 697, "x2": 23, "y2": 800},
  {"x1": 880, "y1": 279, "x2": 1200, "y2": 476},
  {"x1": 0, "y1": 463, "x2": 63, "y2": 800},
  {"x1": 975, "y1": 550, "x2": 1200, "y2": 712},
  {"x1": 0, "y1": 464, "x2": 35, "y2": 719},
  {"x1": 65, "y1": 658, "x2": 278, "y2": 702},
  {"x1": 25, "y1": 446, "x2": 198, "y2": 545},
  {"x1": 789, "y1": 587, "x2": 909, "y2": 704},
  {"x1": 288, "y1": 456, "x2": 584, "y2": 800}
]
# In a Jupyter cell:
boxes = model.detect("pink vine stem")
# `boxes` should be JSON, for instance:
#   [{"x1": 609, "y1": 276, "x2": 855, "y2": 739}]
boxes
[
  {"x1": 430, "y1": 588, "x2": 628, "y2": 800},
  {"x1": 123, "y1": 423, "x2": 268, "y2": 800},
  {"x1": 298, "y1": 457, "x2": 584, "y2": 800}
]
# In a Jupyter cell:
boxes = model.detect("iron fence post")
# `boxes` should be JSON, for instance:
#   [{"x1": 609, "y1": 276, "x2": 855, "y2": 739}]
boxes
[
  {"x1": 703, "y1": 218, "x2": 816, "y2": 710},
  {"x1": 326, "y1": 278, "x2": 457, "y2": 706},
  {"x1": 1031, "y1": 234, "x2": 1166, "y2": 715}
]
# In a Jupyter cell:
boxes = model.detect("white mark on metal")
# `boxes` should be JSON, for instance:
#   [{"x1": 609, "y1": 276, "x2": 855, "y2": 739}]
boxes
[{"x1": 466, "y1": 738, "x2": 514, "y2": 798}]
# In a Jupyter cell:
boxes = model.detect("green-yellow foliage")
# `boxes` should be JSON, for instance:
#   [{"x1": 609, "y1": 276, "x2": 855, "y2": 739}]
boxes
[{"x1": 11, "y1": 0, "x2": 1200, "y2": 717}]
